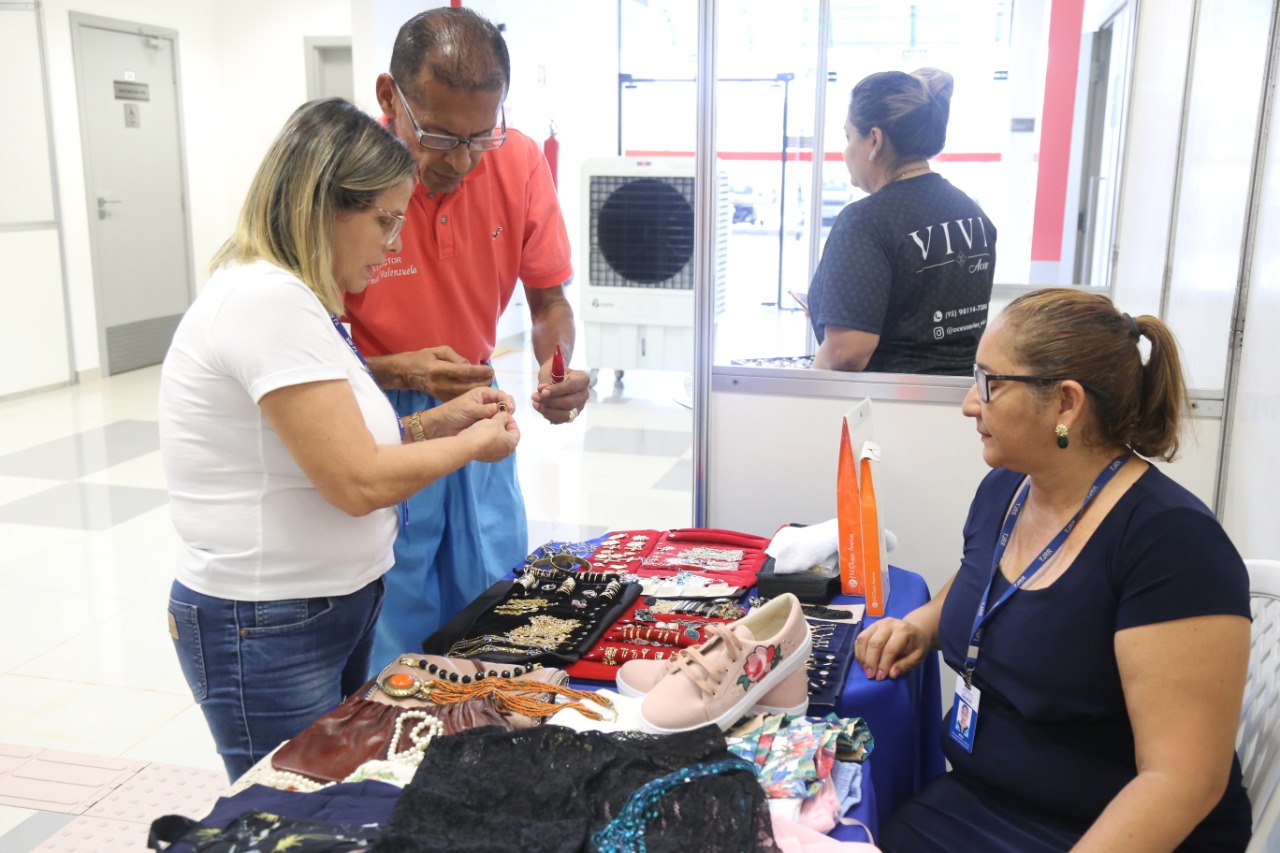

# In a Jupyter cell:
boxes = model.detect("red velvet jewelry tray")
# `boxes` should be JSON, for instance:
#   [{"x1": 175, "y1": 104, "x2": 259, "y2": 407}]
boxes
[
  {"x1": 564, "y1": 596, "x2": 735, "y2": 682},
  {"x1": 628, "y1": 528, "x2": 771, "y2": 590}
]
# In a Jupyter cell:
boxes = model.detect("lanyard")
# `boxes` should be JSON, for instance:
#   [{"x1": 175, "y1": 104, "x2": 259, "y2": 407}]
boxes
[
  {"x1": 963, "y1": 453, "x2": 1130, "y2": 685},
  {"x1": 329, "y1": 315, "x2": 409, "y2": 529}
]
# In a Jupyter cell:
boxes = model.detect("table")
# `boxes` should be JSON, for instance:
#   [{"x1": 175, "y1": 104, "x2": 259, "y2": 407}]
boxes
[
  {"x1": 230, "y1": 562, "x2": 944, "y2": 848},
  {"x1": 829, "y1": 564, "x2": 946, "y2": 842}
]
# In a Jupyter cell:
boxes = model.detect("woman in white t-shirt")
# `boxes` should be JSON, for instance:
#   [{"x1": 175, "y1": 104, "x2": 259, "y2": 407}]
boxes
[{"x1": 159, "y1": 98, "x2": 520, "y2": 780}]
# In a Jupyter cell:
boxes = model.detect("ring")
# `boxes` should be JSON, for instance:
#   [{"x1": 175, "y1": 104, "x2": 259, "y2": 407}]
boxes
[{"x1": 568, "y1": 407, "x2": 578, "y2": 422}]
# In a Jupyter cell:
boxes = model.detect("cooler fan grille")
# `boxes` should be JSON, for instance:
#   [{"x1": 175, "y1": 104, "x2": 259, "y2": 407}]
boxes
[{"x1": 589, "y1": 175, "x2": 695, "y2": 290}]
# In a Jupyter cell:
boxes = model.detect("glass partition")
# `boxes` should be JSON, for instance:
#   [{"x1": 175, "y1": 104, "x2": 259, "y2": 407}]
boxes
[
  {"x1": 611, "y1": 0, "x2": 1280, "y2": 396},
  {"x1": 689, "y1": 0, "x2": 1123, "y2": 369}
]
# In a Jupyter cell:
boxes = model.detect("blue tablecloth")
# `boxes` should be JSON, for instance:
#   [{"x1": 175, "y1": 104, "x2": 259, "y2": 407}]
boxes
[{"x1": 829, "y1": 564, "x2": 946, "y2": 843}]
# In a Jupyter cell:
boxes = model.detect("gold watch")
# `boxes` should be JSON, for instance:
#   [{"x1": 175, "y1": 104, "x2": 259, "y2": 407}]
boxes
[{"x1": 407, "y1": 412, "x2": 427, "y2": 442}]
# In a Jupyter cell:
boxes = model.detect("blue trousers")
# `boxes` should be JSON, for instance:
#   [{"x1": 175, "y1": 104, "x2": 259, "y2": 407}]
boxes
[
  {"x1": 369, "y1": 388, "x2": 528, "y2": 674},
  {"x1": 167, "y1": 577, "x2": 385, "y2": 780}
]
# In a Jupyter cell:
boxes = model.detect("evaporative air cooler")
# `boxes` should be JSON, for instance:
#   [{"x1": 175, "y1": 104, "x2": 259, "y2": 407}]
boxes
[{"x1": 580, "y1": 157, "x2": 729, "y2": 384}]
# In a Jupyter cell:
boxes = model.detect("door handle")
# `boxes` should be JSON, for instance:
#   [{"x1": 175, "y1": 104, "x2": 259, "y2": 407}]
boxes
[{"x1": 97, "y1": 197, "x2": 121, "y2": 219}]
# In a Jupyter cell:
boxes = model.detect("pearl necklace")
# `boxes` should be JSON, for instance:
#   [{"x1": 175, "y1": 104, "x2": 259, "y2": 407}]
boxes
[
  {"x1": 259, "y1": 709, "x2": 443, "y2": 792},
  {"x1": 260, "y1": 767, "x2": 332, "y2": 792},
  {"x1": 387, "y1": 710, "x2": 444, "y2": 767}
]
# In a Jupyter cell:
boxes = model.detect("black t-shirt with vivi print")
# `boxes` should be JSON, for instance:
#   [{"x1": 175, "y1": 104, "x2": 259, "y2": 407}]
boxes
[{"x1": 809, "y1": 172, "x2": 996, "y2": 375}]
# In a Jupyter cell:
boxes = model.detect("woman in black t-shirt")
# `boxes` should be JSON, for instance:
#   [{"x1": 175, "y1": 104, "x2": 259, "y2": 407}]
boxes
[{"x1": 809, "y1": 68, "x2": 996, "y2": 375}]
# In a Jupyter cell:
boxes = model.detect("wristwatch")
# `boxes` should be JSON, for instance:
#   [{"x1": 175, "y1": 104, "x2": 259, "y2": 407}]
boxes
[{"x1": 407, "y1": 412, "x2": 427, "y2": 442}]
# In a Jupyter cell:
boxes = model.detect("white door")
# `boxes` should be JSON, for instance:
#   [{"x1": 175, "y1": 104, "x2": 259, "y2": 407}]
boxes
[{"x1": 72, "y1": 15, "x2": 193, "y2": 375}]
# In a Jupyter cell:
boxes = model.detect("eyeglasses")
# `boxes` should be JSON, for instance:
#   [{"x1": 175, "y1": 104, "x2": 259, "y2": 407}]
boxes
[
  {"x1": 372, "y1": 206, "x2": 405, "y2": 247},
  {"x1": 392, "y1": 79, "x2": 507, "y2": 152},
  {"x1": 973, "y1": 364, "x2": 1107, "y2": 403}
]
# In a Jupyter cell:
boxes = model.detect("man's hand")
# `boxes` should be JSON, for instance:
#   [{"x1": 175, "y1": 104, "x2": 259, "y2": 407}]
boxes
[
  {"x1": 532, "y1": 359, "x2": 590, "y2": 425},
  {"x1": 370, "y1": 346, "x2": 494, "y2": 401}
]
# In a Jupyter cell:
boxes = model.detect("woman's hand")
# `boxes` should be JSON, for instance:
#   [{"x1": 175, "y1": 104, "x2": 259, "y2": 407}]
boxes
[
  {"x1": 428, "y1": 387, "x2": 517, "y2": 436},
  {"x1": 854, "y1": 616, "x2": 933, "y2": 680},
  {"x1": 459, "y1": 412, "x2": 520, "y2": 463}
]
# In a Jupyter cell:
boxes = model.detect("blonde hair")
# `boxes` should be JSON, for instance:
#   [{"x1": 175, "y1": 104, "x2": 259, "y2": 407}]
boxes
[
  {"x1": 211, "y1": 98, "x2": 414, "y2": 315},
  {"x1": 1001, "y1": 288, "x2": 1189, "y2": 461}
]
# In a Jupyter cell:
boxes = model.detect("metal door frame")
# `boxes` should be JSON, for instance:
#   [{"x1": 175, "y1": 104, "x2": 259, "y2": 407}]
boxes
[
  {"x1": 69, "y1": 12, "x2": 196, "y2": 375},
  {"x1": 304, "y1": 35, "x2": 353, "y2": 101},
  {"x1": 1216, "y1": 0, "x2": 1280, "y2": 518},
  {"x1": 0, "y1": 1, "x2": 76, "y2": 398}
]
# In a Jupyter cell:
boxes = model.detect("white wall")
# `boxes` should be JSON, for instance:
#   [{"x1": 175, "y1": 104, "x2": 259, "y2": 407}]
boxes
[
  {"x1": 708, "y1": 381, "x2": 1223, "y2": 595},
  {"x1": 37, "y1": 0, "x2": 350, "y2": 374}
]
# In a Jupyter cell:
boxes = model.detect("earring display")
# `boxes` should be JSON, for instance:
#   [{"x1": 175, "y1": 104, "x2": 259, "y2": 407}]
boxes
[{"x1": 803, "y1": 617, "x2": 861, "y2": 715}]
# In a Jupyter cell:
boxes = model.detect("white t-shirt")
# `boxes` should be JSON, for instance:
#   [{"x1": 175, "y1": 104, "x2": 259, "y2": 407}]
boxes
[{"x1": 159, "y1": 260, "x2": 401, "y2": 601}]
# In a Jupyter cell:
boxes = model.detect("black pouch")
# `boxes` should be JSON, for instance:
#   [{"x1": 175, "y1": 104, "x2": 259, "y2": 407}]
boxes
[{"x1": 754, "y1": 556, "x2": 842, "y2": 604}]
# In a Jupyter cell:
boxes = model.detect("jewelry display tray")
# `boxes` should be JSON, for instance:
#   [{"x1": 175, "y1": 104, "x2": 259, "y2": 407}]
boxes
[{"x1": 421, "y1": 578, "x2": 643, "y2": 668}]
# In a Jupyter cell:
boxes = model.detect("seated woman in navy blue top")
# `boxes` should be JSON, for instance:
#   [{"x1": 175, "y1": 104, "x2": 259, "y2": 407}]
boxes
[{"x1": 855, "y1": 288, "x2": 1252, "y2": 852}]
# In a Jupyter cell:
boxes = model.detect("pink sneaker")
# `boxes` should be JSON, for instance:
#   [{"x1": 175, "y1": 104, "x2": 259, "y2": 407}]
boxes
[
  {"x1": 636, "y1": 593, "x2": 811, "y2": 733},
  {"x1": 616, "y1": 655, "x2": 808, "y2": 715}
]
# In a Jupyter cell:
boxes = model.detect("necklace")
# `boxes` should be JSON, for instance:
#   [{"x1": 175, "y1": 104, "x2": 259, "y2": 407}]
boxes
[
  {"x1": 394, "y1": 655, "x2": 535, "y2": 683},
  {"x1": 893, "y1": 164, "x2": 930, "y2": 182}
]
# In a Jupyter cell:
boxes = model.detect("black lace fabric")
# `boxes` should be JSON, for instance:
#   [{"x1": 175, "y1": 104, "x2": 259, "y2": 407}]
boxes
[{"x1": 372, "y1": 724, "x2": 778, "y2": 853}]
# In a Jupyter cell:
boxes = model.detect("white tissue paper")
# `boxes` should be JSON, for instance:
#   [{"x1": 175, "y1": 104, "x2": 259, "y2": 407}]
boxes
[{"x1": 766, "y1": 519, "x2": 896, "y2": 575}]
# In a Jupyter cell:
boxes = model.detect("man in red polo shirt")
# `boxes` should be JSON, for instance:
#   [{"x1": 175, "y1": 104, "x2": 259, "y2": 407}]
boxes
[{"x1": 344, "y1": 7, "x2": 590, "y2": 668}]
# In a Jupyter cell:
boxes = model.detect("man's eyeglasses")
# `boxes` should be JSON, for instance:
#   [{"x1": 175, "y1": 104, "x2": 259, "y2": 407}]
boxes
[
  {"x1": 973, "y1": 364, "x2": 1107, "y2": 403},
  {"x1": 392, "y1": 79, "x2": 507, "y2": 152},
  {"x1": 372, "y1": 206, "x2": 405, "y2": 247}
]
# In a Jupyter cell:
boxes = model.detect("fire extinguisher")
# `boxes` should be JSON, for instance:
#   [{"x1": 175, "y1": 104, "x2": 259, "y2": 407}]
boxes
[{"x1": 544, "y1": 122, "x2": 559, "y2": 190}]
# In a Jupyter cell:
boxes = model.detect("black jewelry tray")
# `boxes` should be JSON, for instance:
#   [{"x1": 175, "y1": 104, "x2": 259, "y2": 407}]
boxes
[{"x1": 421, "y1": 577, "x2": 643, "y2": 667}]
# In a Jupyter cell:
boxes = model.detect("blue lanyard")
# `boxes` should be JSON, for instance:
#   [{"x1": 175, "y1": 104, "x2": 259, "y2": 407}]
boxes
[
  {"x1": 963, "y1": 453, "x2": 1131, "y2": 685},
  {"x1": 329, "y1": 314, "x2": 409, "y2": 529}
]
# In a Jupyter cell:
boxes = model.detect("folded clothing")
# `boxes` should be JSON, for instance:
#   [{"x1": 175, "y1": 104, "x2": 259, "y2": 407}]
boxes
[{"x1": 767, "y1": 520, "x2": 839, "y2": 575}]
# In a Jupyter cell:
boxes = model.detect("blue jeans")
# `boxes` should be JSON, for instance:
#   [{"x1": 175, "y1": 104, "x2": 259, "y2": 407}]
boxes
[
  {"x1": 167, "y1": 577, "x2": 385, "y2": 780},
  {"x1": 369, "y1": 387, "x2": 527, "y2": 673}
]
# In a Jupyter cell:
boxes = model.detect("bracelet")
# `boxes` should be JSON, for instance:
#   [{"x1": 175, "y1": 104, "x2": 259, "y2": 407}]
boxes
[{"x1": 407, "y1": 412, "x2": 427, "y2": 442}]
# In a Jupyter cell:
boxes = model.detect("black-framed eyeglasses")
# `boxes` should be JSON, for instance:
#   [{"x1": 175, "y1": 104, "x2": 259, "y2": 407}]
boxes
[
  {"x1": 973, "y1": 364, "x2": 1107, "y2": 403},
  {"x1": 371, "y1": 206, "x2": 405, "y2": 247},
  {"x1": 391, "y1": 79, "x2": 507, "y2": 152}
]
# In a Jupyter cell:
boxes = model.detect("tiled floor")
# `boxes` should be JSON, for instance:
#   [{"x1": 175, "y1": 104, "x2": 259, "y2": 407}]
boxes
[{"x1": 0, "y1": 342, "x2": 693, "y2": 850}]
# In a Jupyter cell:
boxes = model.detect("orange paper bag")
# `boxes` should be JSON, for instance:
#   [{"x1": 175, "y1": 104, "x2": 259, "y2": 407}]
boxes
[
  {"x1": 859, "y1": 449, "x2": 886, "y2": 616},
  {"x1": 836, "y1": 412, "x2": 890, "y2": 614},
  {"x1": 837, "y1": 418, "x2": 865, "y2": 597}
]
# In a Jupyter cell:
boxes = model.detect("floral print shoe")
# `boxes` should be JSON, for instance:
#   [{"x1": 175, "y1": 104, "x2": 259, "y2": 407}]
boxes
[{"x1": 637, "y1": 593, "x2": 811, "y2": 733}]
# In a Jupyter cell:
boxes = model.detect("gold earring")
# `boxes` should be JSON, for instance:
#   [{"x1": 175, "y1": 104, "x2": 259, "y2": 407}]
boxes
[{"x1": 1055, "y1": 424, "x2": 1069, "y2": 449}]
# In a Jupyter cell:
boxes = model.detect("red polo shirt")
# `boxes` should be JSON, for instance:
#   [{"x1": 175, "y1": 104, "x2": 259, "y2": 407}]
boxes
[{"x1": 344, "y1": 127, "x2": 572, "y2": 365}]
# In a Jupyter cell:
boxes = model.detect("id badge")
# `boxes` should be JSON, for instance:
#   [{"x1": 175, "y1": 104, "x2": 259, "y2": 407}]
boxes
[{"x1": 949, "y1": 674, "x2": 981, "y2": 753}]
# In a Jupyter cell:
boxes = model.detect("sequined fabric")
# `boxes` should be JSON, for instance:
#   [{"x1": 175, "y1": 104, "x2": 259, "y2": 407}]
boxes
[{"x1": 371, "y1": 724, "x2": 777, "y2": 853}]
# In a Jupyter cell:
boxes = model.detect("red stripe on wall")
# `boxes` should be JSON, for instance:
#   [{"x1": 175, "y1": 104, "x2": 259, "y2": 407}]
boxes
[
  {"x1": 1030, "y1": 0, "x2": 1085, "y2": 262},
  {"x1": 623, "y1": 150, "x2": 1003, "y2": 163}
]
